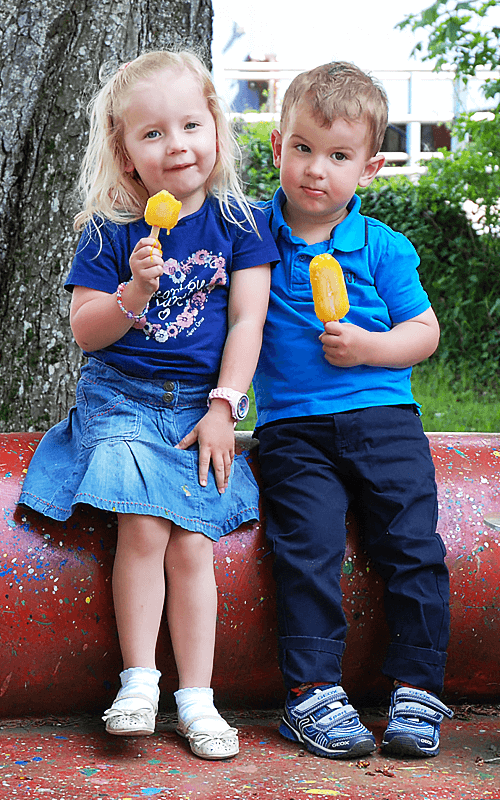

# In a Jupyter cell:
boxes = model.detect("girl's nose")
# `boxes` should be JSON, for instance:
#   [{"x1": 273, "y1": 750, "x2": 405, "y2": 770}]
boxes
[{"x1": 165, "y1": 131, "x2": 186, "y2": 153}]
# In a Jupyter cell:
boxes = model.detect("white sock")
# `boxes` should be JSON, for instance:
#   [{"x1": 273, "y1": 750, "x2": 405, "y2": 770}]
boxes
[
  {"x1": 111, "y1": 667, "x2": 161, "y2": 713},
  {"x1": 174, "y1": 687, "x2": 230, "y2": 733}
]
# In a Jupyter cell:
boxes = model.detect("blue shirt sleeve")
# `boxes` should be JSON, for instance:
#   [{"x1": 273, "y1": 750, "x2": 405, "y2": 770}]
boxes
[
  {"x1": 66, "y1": 220, "x2": 131, "y2": 294},
  {"x1": 368, "y1": 223, "x2": 430, "y2": 324},
  {"x1": 227, "y1": 204, "x2": 279, "y2": 271}
]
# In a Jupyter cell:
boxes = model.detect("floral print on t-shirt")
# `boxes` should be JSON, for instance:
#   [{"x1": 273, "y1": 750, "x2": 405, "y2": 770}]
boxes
[{"x1": 143, "y1": 249, "x2": 227, "y2": 343}]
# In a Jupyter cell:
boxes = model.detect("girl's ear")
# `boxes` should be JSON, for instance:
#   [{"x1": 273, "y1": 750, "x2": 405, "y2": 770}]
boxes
[
  {"x1": 124, "y1": 156, "x2": 135, "y2": 174},
  {"x1": 358, "y1": 153, "x2": 385, "y2": 188},
  {"x1": 270, "y1": 129, "x2": 282, "y2": 169}
]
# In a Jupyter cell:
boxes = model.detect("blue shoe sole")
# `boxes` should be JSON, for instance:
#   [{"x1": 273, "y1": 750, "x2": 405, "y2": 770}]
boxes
[{"x1": 280, "y1": 717, "x2": 376, "y2": 759}]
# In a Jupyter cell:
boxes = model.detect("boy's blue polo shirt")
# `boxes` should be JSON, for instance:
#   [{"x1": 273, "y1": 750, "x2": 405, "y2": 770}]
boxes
[{"x1": 253, "y1": 188, "x2": 431, "y2": 427}]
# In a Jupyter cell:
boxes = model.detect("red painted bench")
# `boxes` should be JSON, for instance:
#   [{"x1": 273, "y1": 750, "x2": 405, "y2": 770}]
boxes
[{"x1": 1, "y1": 431, "x2": 499, "y2": 716}]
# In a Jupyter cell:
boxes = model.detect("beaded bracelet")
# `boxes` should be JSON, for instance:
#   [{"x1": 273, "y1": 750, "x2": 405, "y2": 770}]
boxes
[{"x1": 116, "y1": 280, "x2": 149, "y2": 330}]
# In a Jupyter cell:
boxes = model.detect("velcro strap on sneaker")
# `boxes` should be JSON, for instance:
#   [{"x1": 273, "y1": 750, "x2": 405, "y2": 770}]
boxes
[
  {"x1": 393, "y1": 688, "x2": 453, "y2": 719},
  {"x1": 392, "y1": 700, "x2": 446, "y2": 724},
  {"x1": 293, "y1": 686, "x2": 347, "y2": 717},
  {"x1": 314, "y1": 703, "x2": 359, "y2": 732}
]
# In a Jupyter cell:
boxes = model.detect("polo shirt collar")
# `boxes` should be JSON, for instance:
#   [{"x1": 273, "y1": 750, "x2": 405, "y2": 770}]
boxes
[{"x1": 270, "y1": 188, "x2": 367, "y2": 253}]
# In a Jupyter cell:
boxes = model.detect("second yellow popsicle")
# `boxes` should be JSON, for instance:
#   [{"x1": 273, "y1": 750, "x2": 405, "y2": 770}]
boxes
[{"x1": 309, "y1": 253, "x2": 350, "y2": 323}]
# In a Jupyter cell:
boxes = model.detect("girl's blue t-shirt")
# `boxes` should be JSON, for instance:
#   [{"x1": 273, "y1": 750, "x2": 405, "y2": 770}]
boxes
[{"x1": 66, "y1": 197, "x2": 279, "y2": 381}]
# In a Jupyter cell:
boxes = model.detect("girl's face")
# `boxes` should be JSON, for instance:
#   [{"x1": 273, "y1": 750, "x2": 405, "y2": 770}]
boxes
[{"x1": 123, "y1": 67, "x2": 217, "y2": 217}]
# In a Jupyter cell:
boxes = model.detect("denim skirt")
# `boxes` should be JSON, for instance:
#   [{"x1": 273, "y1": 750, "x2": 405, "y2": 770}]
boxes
[{"x1": 19, "y1": 359, "x2": 260, "y2": 541}]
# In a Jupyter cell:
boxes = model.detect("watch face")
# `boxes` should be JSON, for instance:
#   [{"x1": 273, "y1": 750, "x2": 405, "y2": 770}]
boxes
[{"x1": 236, "y1": 394, "x2": 250, "y2": 420}]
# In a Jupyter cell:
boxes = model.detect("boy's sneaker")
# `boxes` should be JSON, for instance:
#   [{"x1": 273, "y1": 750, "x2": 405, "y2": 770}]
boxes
[
  {"x1": 280, "y1": 684, "x2": 376, "y2": 759},
  {"x1": 381, "y1": 686, "x2": 454, "y2": 757}
]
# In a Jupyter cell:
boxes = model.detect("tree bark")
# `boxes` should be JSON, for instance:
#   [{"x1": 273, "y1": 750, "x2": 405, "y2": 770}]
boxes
[{"x1": 0, "y1": 0, "x2": 213, "y2": 431}]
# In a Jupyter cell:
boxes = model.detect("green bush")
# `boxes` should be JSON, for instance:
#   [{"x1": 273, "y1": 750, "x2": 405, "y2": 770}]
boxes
[
  {"x1": 359, "y1": 176, "x2": 500, "y2": 390},
  {"x1": 237, "y1": 120, "x2": 279, "y2": 201}
]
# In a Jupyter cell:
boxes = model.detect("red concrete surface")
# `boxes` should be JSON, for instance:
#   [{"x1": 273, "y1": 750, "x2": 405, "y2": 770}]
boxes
[{"x1": 0, "y1": 708, "x2": 499, "y2": 799}]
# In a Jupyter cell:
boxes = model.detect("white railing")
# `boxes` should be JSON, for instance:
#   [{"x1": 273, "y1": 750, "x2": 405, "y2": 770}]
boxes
[{"x1": 224, "y1": 64, "x2": 497, "y2": 174}]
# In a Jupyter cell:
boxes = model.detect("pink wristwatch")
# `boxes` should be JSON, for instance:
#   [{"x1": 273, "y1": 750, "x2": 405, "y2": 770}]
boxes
[{"x1": 207, "y1": 388, "x2": 250, "y2": 421}]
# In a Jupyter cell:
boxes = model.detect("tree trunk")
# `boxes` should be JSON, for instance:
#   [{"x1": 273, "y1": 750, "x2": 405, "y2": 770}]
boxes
[{"x1": 0, "y1": 0, "x2": 213, "y2": 431}]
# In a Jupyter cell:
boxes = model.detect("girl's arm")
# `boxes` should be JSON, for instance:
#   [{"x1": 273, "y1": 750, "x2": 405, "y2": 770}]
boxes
[
  {"x1": 176, "y1": 264, "x2": 271, "y2": 493},
  {"x1": 70, "y1": 237, "x2": 164, "y2": 351},
  {"x1": 319, "y1": 307, "x2": 440, "y2": 369}
]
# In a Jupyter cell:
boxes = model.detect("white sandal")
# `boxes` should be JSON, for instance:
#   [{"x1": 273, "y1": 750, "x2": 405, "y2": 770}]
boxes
[
  {"x1": 103, "y1": 692, "x2": 157, "y2": 736},
  {"x1": 176, "y1": 714, "x2": 239, "y2": 759}
]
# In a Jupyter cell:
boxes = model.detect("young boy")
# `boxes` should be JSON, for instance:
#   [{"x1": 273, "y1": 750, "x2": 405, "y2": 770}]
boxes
[{"x1": 253, "y1": 62, "x2": 453, "y2": 760}]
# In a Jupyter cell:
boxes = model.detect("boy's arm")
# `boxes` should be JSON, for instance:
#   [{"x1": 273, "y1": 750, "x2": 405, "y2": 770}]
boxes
[{"x1": 319, "y1": 307, "x2": 440, "y2": 369}]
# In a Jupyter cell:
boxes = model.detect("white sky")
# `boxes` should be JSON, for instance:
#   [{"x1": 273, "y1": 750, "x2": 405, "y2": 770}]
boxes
[
  {"x1": 211, "y1": 0, "x2": 499, "y2": 119},
  {"x1": 212, "y1": 0, "x2": 432, "y2": 74}
]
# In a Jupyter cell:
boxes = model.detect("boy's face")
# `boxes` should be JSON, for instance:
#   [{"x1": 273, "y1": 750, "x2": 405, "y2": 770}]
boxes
[{"x1": 271, "y1": 100, "x2": 384, "y2": 235}]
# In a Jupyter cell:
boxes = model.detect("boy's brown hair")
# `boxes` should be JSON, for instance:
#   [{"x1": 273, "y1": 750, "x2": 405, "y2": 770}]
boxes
[{"x1": 280, "y1": 62, "x2": 388, "y2": 157}]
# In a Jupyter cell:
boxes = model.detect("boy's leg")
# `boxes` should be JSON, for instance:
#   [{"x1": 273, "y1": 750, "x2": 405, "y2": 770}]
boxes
[
  {"x1": 258, "y1": 416, "x2": 376, "y2": 759},
  {"x1": 258, "y1": 416, "x2": 350, "y2": 689},
  {"x1": 341, "y1": 405, "x2": 450, "y2": 692},
  {"x1": 337, "y1": 405, "x2": 452, "y2": 757}
]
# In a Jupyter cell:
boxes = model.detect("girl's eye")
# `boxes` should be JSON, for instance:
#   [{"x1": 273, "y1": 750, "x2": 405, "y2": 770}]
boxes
[
  {"x1": 185, "y1": 122, "x2": 198, "y2": 130},
  {"x1": 145, "y1": 130, "x2": 161, "y2": 139},
  {"x1": 332, "y1": 152, "x2": 347, "y2": 161}
]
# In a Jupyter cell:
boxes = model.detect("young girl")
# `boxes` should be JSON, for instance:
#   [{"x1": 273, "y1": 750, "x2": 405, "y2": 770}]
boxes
[{"x1": 19, "y1": 50, "x2": 278, "y2": 760}]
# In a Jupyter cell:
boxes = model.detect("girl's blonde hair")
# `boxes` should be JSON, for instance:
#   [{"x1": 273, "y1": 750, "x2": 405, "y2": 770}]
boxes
[
  {"x1": 280, "y1": 62, "x2": 388, "y2": 157},
  {"x1": 74, "y1": 50, "x2": 257, "y2": 232}
]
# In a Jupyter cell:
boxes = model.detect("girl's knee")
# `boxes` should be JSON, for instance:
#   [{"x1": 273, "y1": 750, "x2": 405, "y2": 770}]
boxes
[
  {"x1": 117, "y1": 514, "x2": 171, "y2": 557},
  {"x1": 165, "y1": 528, "x2": 213, "y2": 573}
]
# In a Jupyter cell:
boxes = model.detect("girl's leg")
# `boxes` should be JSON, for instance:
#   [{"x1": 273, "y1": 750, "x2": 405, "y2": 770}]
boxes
[
  {"x1": 104, "y1": 514, "x2": 171, "y2": 736},
  {"x1": 164, "y1": 526, "x2": 216, "y2": 686},
  {"x1": 113, "y1": 513, "x2": 171, "y2": 669},
  {"x1": 165, "y1": 526, "x2": 238, "y2": 759}
]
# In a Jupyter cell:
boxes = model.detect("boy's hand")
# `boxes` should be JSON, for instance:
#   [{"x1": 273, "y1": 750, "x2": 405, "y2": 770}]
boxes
[
  {"x1": 129, "y1": 237, "x2": 164, "y2": 297},
  {"x1": 319, "y1": 321, "x2": 370, "y2": 367},
  {"x1": 320, "y1": 309, "x2": 440, "y2": 369},
  {"x1": 175, "y1": 402, "x2": 235, "y2": 493}
]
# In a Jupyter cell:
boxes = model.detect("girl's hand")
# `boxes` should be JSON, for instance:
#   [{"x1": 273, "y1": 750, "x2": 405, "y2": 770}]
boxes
[
  {"x1": 175, "y1": 401, "x2": 235, "y2": 493},
  {"x1": 129, "y1": 237, "x2": 165, "y2": 297}
]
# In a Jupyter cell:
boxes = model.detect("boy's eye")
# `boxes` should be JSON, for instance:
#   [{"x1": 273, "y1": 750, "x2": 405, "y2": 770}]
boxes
[
  {"x1": 296, "y1": 144, "x2": 311, "y2": 153},
  {"x1": 332, "y1": 152, "x2": 347, "y2": 161}
]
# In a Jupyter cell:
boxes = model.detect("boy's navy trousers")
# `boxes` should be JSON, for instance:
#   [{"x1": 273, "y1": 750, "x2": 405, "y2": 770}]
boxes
[{"x1": 257, "y1": 405, "x2": 450, "y2": 696}]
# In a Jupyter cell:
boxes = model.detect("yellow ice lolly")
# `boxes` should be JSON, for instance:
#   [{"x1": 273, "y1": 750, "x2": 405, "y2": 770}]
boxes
[
  {"x1": 309, "y1": 253, "x2": 350, "y2": 322},
  {"x1": 145, "y1": 190, "x2": 182, "y2": 237}
]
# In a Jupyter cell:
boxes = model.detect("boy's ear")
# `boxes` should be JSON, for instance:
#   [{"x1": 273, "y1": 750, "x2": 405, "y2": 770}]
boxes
[
  {"x1": 358, "y1": 153, "x2": 385, "y2": 188},
  {"x1": 270, "y1": 129, "x2": 282, "y2": 168}
]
